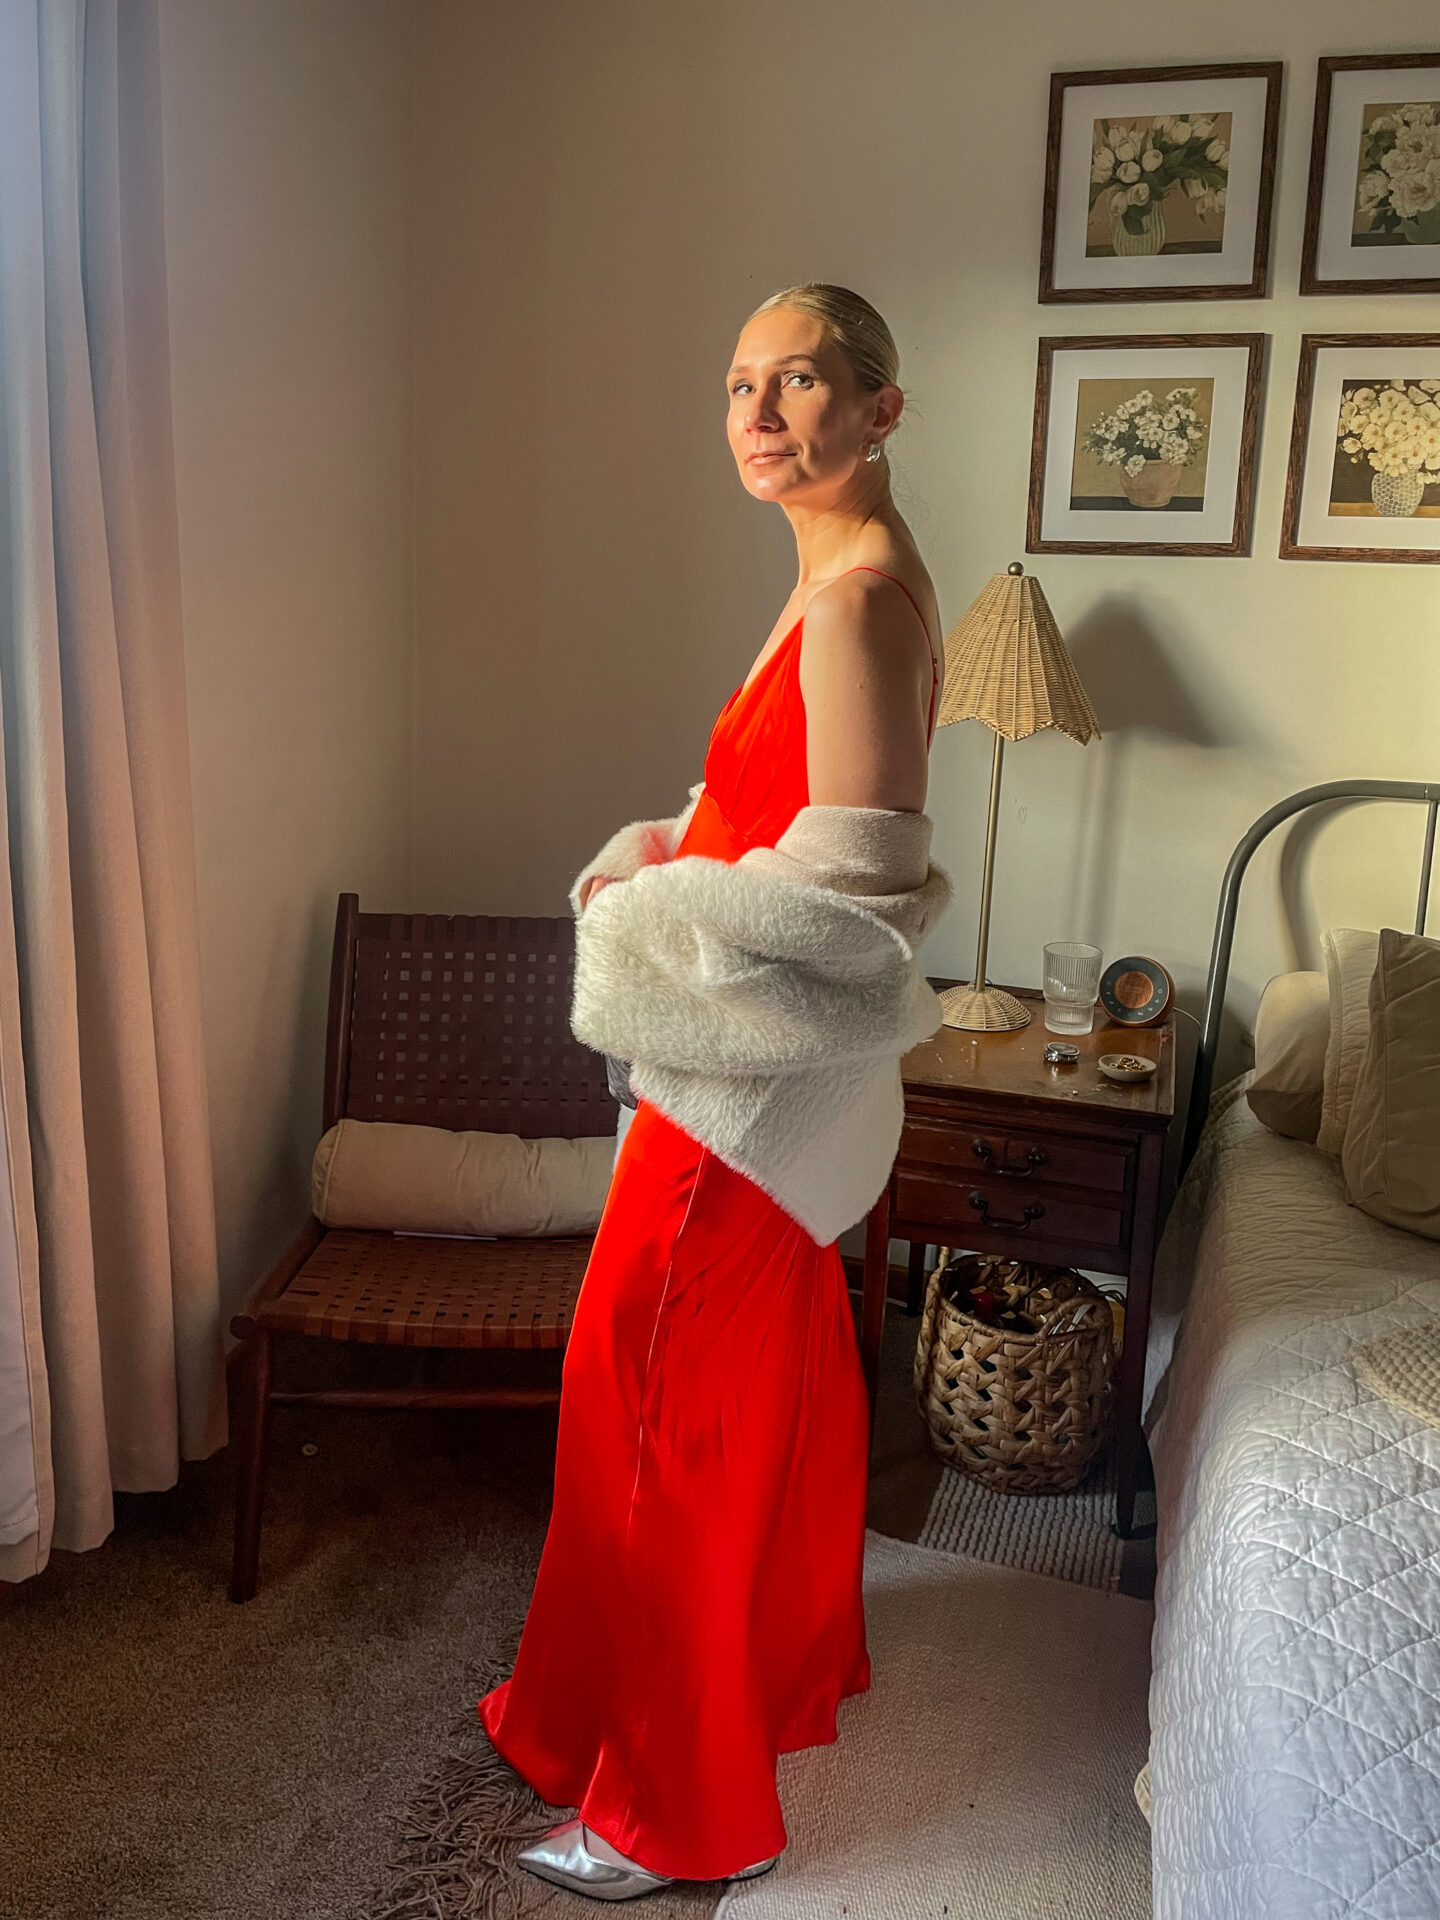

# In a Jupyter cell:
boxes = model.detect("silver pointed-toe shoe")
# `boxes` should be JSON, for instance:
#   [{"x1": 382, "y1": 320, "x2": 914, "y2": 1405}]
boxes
[
  {"x1": 730, "y1": 1852, "x2": 782, "y2": 1880},
  {"x1": 515, "y1": 1818, "x2": 674, "y2": 1902}
]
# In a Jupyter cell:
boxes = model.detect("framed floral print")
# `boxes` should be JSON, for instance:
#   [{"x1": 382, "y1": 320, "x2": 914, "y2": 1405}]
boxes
[
  {"x1": 1039, "y1": 62, "x2": 1282, "y2": 303},
  {"x1": 1300, "y1": 54, "x2": 1440, "y2": 295},
  {"x1": 1027, "y1": 334, "x2": 1267, "y2": 557},
  {"x1": 1280, "y1": 335, "x2": 1440, "y2": 562}
]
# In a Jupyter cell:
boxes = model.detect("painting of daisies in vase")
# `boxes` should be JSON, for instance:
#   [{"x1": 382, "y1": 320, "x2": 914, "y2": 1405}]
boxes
[
  {"x1": 1329, "y1": 378, "x2": 1440, "y2": 517},
  {"x1": 1087, "y1": 113, "x2": 1231, "y2": 257},
  {"x1": 1070, "y1": 379, "x2": 1214, "y2": 512},
  {"x1": 1352, "y1": 103, "x2": 1440, "y2": 248}
]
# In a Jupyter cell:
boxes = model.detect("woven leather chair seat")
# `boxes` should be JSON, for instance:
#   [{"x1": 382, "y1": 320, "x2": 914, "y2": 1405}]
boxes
[{"x1": 258, "y1": 1227, "x2": 590, "y2": 1349}]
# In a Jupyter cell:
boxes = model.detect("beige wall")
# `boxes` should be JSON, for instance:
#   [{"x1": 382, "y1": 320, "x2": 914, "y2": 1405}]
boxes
[
  {"x1": 413, "y1": 0, "x2": 1439, "y2": 1023},
  {"x1": 159, "y1": 1, "x2": 414, "y2": 1309}
]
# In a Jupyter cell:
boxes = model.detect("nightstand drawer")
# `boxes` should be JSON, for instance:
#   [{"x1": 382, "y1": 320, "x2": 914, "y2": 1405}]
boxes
[
  {"x1": 898, "y1": 1117, "x2": 1132, "y2": 1195},
  {"x1": 893, "y1": 1168, "x2": 1127, "y2": 1251}
]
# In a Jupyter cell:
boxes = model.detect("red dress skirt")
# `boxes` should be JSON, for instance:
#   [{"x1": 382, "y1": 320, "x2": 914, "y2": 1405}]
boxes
[{"x1": 478, "y1": 568, "x2": 937, "y2": 1880}]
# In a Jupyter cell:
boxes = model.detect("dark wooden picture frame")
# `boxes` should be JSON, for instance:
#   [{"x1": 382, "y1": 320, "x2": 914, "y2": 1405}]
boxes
[
  {"x1": 1039, "y1": 62, "x2": 1283, "y2": 304},
  {"x1": 1280, "y1": 333, "x2": 1440, "y2": 563},
  {"x1": 1027, "y1": 334, "x2": 1267, "y2": 557},
  {"x1": 1300, "y1": 53, "x2": 1440, "y2": 296}
]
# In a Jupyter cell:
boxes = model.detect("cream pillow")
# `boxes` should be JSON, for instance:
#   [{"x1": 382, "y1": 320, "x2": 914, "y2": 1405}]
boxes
[
  {"x1": 1316, "y1": 927, "x2": 1381, "y2": 1155},
  {"x1": 312, "y1": 1118, "x2": 616, "y2": 1236},
  {"x1": 1246, "y1": 970, "x2": 1328, "y2": 1141},
  {"x1": 1341, "y1": 928, "x2": 1440, "y2": 1242}
]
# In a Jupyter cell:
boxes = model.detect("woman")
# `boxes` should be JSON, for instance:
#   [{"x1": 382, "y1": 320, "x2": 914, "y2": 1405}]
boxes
[{"x1": 478, "y1": 283, "x2": 944, "y2": 1901}]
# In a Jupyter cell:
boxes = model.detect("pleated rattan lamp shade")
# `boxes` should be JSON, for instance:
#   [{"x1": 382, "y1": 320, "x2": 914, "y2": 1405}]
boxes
[
  {"x1": 935, "y1": 564, "x2": 1100, "y2": 1032},
  {"x1": 936, "y1": 565, "x2": 1099, "y2": 745}
]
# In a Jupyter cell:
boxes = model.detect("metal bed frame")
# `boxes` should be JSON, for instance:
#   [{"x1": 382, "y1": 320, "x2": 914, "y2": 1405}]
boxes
[{"x1": 1180, "y1": 779, "x2": 1440, "y2": 1173}]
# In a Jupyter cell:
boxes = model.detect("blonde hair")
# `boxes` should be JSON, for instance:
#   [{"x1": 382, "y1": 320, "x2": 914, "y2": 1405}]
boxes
[{"x1": 747, "y1": 283, "x2": 900, "y2": 398}]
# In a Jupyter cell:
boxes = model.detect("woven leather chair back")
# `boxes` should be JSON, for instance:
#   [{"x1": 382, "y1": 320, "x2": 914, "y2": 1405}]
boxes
[{"x1": 323, "y1": 895, "x2": 616, "y2": 1139}]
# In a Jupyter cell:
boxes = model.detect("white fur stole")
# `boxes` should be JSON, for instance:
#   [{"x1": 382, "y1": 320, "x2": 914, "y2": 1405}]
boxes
[{"x1": 568, "y1": 789, "x2": 952, "y2": 1244}]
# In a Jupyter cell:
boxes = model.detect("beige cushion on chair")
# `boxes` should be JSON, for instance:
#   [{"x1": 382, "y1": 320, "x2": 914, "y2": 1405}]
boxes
[
  {"x1": 311, "y1": 1118, "x2": 616, "y2": 1236},
  {"x1": 1246, "y1": 970, "x2": 1329, "y2": 1141},
  {"x1": 1316, "y1": 928, "x2": 1381, "y2": 1155},
  {"x1": 1341, "y1": 928, "x2": 1440, "y2": 1242}
]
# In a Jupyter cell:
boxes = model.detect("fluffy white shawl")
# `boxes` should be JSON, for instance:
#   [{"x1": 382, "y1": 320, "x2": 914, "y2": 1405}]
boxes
[{"x1": 568, "y1": 782, "x2": 952, "y2": 1245}]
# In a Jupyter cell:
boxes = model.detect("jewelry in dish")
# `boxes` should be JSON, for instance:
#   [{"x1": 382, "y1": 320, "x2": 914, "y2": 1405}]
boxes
[{"x1": 1099, "y1": 1052, "x2": 1157, "y2": 1084}]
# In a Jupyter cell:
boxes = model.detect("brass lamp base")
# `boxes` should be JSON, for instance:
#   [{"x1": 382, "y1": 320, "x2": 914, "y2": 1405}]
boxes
[{"x1": 938, "y1": 982, "x2": 1032, "y2": 1032}]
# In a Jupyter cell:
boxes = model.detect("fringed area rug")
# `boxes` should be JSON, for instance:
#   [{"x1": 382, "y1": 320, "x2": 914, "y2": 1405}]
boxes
[
  {"x1": 714, "y1": 1529, "x2": 1151, "y2": 1918},
  {"x1": 364, "y1": 1530, "x2": 1152, "y2": 1920},
  {"x1": 356, "y1": 1652, "x2": 723, "y2": 1920},
  {"x1": 917, "y1": 1448, "x2": 1124, "y2": 1593}
]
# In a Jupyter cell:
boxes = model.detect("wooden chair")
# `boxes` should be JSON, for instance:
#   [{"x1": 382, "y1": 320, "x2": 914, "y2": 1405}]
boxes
[{"x1": 227, "y1": 893, "x2": 617, "y2": 1601}]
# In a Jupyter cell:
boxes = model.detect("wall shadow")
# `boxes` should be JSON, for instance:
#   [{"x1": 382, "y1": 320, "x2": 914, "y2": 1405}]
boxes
[{"x1": 1061, "y1": 597, "x2": 1241, "y2": 949}]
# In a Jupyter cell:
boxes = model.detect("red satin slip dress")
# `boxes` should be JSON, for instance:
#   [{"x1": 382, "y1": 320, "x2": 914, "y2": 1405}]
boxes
[{"x1": 478, "y1": 567, "x2": 939, "y2": 1881}]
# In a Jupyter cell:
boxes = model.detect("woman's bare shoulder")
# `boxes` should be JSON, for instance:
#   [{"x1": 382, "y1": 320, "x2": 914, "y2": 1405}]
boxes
[
  {"x1": 797, "y1": 564, "x2": 937, "y2": 799},
  {"x1": 800, "y1": 561, "x2": 939, "y2": 674}
]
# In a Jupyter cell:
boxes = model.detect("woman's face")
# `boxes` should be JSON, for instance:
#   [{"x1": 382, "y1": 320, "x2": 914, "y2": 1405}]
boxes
[{"x1": 725, "y1": 306, "x2": 899, "y2": 505}]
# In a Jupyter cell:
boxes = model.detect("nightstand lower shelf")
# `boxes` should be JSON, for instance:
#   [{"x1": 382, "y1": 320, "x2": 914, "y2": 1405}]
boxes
[{"x1": 860, "y1": 982, "x2": 1175, "y2": 1540}]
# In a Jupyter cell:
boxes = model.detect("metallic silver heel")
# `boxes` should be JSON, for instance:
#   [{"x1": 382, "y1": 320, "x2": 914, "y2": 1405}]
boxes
[
  {"x1": 730, "y1": 1851, "x2": 782, "y2": 1879},
  {"x1": 515, "y1": 1818, "x2": 675, "y2": 1902}
]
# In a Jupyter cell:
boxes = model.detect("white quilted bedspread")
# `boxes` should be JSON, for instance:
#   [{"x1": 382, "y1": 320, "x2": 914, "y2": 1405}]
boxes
[{"x1": 1145, "y1": 1079, "x2": 1440, "y2": 1920}]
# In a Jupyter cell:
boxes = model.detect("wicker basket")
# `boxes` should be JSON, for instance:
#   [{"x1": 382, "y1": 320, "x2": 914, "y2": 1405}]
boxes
[{"x1": 912, "y1": 1250, "x2": 1117, "y2": 1495}]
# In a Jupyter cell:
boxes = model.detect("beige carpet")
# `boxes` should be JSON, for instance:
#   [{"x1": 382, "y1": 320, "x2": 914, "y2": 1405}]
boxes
[
  {"x1": 714, "y1": 1530, "x2": 1153, "y2": 1920},
  {"x1": 0, "y1": 1342, "x2": 565, "y2": 1920}
]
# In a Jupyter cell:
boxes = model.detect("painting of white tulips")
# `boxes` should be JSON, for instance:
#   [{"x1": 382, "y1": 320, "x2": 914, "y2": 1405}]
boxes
[
  {"x1": 1087, "y1": 114, "x2": 1231, "y2": 257},
  {"x1": 1041, "y1": 63, "x2": 1280, "y2": 302},
  {"x1": 1302, "y1": 55, "x2": 1440, "y2": 295}
]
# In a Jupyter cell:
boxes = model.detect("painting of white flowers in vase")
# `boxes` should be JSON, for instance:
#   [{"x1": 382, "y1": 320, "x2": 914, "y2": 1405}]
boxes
[
  {"x1": 1087, "y1": 115, "x2": 1231, "y2": 258},
  {"x1": 1029, "y1": 335, "x2": 1263, "y2": 556},
  {"x1": 1071, "y1": 379, "x2": 1214, "y2": 511},
  {"x1": 1330, "y1": 379, "x2": 1440, "y2": 517},
  {"x1": 1283, "y1": 336, "x2": 1440, "y2": 562},
  {"x1": 1302, "y1": 55, "x2": 1440, "y2": 295},
  {"x1": 1041, "y1": 63, "x2": 1280, "y2": 302}
]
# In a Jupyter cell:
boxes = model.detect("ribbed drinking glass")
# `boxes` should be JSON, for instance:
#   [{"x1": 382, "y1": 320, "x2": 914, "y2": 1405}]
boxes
[{"x1": 1042, "y1": 941, "x2": 1103, "y2": 1034}]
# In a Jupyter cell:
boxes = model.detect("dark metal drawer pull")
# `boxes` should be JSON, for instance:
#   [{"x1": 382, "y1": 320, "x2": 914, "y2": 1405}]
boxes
[
  {"x1": 968, "y1": 1191, "x2": 1046, "y2": 1231},
  {"x1": 971, "y1": 1137, "x2": 1048, "y2": 1178}
]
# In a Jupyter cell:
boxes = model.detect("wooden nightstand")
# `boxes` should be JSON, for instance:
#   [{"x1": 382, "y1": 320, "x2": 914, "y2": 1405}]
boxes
[{"x1": 860, "y1": 981, "x2": 1176, "y2": 1538}]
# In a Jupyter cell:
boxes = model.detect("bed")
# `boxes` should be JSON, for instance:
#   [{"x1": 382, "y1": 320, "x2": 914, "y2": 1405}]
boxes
[{"x1": 1143, "y1": 779, "x2": 1440, "y2": 1920}]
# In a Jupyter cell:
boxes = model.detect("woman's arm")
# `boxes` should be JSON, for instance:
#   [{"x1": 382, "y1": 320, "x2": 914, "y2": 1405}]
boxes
[
  {"x1": 569, "y1": 780, "x2": 706, "y2": 915},
  {"x1": 798, "y1": 574, "x2": 933, "y2": 813}
]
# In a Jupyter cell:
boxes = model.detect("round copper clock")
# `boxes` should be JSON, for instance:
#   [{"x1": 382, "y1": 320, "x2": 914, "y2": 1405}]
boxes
[{"x1": 1098, "y1": 955, "x2": 1173, "y2": 1028}]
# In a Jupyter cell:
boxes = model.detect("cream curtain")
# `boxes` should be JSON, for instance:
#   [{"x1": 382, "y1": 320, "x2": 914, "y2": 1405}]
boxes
[{"x1": 0, "y1": 0, "x2": 226, "y2": 1582}]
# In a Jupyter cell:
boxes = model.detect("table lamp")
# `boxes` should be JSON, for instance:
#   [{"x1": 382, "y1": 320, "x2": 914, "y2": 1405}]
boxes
[{"x1": 934, "y1": 562, "x2": 1101, "y2": 1032}]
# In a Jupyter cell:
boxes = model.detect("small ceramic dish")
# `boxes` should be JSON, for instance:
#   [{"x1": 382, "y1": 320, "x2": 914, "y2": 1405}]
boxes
[{"x1": 1099, "y1": 1052, "x2": 1157, "y2": 1084}]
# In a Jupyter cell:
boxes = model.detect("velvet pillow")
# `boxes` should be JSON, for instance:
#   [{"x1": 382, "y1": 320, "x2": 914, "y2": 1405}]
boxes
[
  {"x1": 1341, "y1": 928, "x2": 1440, "y2": 1242},
  {"x1": 1316, "y1": 928, "x2": 1381, "y2": 1156},
  {"x1": 312, "y1": 1118, "x2": 616, "y2": 1237},
  {"x1": 1246, "y1": 970, "x2": 1329, "y2": 1141}
]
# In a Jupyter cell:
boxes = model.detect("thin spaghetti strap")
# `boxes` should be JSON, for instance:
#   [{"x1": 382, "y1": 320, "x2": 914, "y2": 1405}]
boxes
[
  {"x1": 840, "y1": 564, "x2": 940, "y2": 741},
  {"x1": 841, "y1": 565, "x2": 931, "y2": 645}
]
